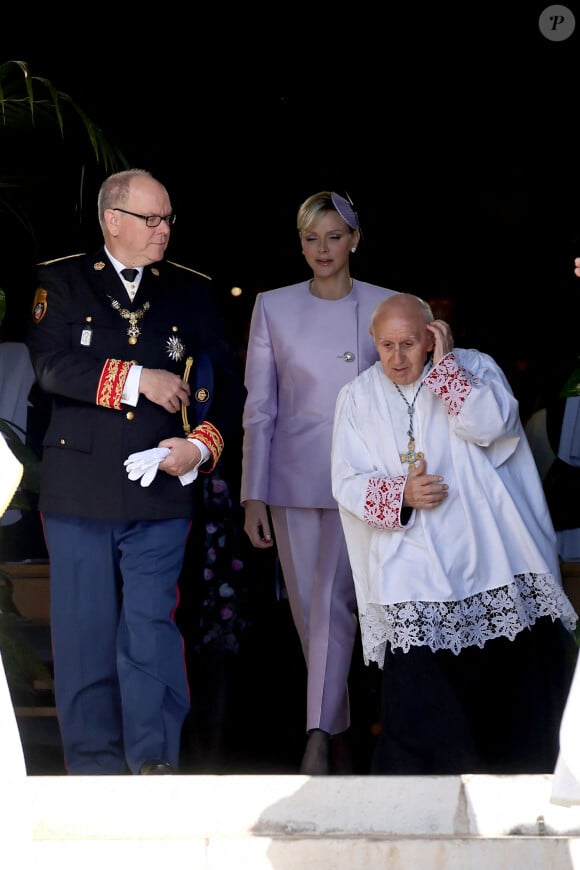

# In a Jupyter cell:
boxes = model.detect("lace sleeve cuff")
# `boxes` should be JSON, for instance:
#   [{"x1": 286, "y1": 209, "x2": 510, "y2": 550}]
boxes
[
  {"x1": 364, "y1": 474, "x2": 407, "y2": 528},
  {"x1": 423, "y1": 352, "x2": 472, "y2": 415}
]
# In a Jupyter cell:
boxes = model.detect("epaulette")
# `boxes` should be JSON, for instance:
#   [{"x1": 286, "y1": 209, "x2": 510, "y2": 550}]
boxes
[
  {"x1": 37, "y1": 253, "x2": 86, "y2": 267},
  {"x1": 166, "y1": 260, "x2": 212, "y2": 281}
]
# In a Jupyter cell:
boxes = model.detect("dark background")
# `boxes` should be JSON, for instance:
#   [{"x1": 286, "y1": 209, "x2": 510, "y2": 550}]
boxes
[{"x1": 3, "y1": 6, "x2": 580, "y2": 407}]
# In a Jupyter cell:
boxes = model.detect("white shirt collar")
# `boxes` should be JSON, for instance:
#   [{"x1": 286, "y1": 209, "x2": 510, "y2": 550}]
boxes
[{"x1": 105, "y1": 248, "x2": 143, "y2": 282}]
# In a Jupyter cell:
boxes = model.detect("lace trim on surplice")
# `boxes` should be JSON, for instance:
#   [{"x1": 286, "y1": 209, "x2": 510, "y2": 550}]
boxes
[
  {"x1": 423, "y1": 351, "x2": 476, "y2": 415},
  {"x1": 360, "y1": 572, "x2": 578, "y2": 667}
]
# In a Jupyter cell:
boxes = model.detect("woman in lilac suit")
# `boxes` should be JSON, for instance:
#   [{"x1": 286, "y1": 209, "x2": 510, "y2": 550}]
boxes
[{"x1": 241, "y1": 191, "x2": 397, "y2": 774}]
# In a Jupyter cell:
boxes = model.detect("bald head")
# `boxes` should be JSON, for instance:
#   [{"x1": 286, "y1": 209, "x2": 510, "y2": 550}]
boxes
[{"x1": 370, "y1": 294, "x2": 434, "y2": 336}]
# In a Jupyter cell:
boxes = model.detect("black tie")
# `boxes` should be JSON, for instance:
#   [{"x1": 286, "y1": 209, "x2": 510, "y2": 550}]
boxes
[{"x1": 120, "y1": 268, "x2": 138, "y2": 282}]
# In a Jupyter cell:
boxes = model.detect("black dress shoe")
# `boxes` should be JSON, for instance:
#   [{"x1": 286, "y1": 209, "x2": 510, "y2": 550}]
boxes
[{"x1": 139, "y1": 759, "x2": 176, "y2": 775}]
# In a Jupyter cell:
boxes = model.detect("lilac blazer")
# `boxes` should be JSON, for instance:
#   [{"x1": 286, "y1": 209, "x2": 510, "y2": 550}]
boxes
[{"x1": 241, "y1": 279, "x2": 398, "y2": 509}]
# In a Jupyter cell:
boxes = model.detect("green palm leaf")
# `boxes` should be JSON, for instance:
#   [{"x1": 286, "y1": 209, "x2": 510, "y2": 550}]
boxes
[{"x1": 0, "y1": 59, "x2": 127, "y2": 171}]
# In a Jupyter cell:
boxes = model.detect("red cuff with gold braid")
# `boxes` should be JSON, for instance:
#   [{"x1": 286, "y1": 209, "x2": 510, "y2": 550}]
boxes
[
  {"x1": 97, "y1": 359, "x2": 133, "y2": 409},
  {"x1": 188, "y1": 421, "x2": 224, "y2": 473}
]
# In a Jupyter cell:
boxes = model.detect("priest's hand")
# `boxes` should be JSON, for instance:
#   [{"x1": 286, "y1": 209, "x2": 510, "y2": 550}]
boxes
[
  {"x1": 426, "y1": 319, "x2": 454, "y2": 365},
  {"x1": 402, "y1": 458, "x2": 448, "y2": 510}
]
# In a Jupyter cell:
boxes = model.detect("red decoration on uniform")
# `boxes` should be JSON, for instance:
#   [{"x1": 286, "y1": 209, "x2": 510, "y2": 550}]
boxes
[
  {"x1": 188, "y1": 421, "x2": 223, "y2": 472},
  {"x1": 97, "y1": 359, "x2": 133, "y2": 409}
]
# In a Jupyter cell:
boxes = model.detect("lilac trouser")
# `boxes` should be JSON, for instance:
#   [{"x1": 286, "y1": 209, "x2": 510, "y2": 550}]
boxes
[{"x1": 270, "y1": 505, "x2": 357, "y2": 735}]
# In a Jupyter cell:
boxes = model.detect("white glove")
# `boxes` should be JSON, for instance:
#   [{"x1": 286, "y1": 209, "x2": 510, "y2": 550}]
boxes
[
  {"x1": 124, "y1": 447, "x2": 197, "y2": 487},
  {"x1": 124, "y1": 447, "x2": 169, "y2": 487}
]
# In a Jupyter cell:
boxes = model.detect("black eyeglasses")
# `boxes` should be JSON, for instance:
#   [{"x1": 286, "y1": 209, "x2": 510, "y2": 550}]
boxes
[{"x1": 112, "y1": 208, "x2": 176, "y2": 228}]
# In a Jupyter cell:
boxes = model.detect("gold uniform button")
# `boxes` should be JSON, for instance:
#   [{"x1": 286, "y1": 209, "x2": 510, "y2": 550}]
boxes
[
  {"x1": 126, "y1": 411, "x2": 135, "y2": 421},
  {"x1": 60, "y1": 438, "x2": 66, "y2": 445}
]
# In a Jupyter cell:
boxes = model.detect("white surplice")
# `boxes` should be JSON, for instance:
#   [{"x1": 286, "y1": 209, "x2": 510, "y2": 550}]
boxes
[{"x1": 331, "y1": 350, "x2": 578, "y2": 668}]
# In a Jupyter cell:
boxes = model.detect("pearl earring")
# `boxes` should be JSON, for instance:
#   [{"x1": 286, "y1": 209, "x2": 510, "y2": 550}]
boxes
[{"x1": 351, "y1": 247, "x2": 357, "y2": 254}]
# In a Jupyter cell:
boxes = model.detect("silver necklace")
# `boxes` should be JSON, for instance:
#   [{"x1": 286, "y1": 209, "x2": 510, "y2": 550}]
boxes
[{"x1": 393, "y1": 381, "x2": 424, "y2": 468}]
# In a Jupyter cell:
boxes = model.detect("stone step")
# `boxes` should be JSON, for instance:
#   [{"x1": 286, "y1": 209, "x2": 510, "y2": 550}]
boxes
[{"x1": 17, "y1": 773, "x2": 580, "y2": 869}]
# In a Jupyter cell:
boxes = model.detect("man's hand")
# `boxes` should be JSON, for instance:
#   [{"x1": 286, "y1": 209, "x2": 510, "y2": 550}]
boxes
[
  {"x1": 243, "y1": 499, "x2": 274, "y2": 548},
  {"x1": 426, "y1": 319, "x2": 454, "y2": 365},
  {"x1": 139, "y1": 368, "x2": 190, "y2": 413},
  {"x1": 158, "y1": 437, "x2": 201, "y2": 477},
  {"x1": 575, "y1": 257, "x2": 580, "y2": 278},
  {"x1": 402, "y1": 457, "x2": 448, "y2": 510}
]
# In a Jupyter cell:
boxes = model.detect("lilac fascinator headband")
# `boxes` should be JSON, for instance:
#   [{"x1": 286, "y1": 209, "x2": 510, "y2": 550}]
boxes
[{"x1": 330, "y1": 192, "x2": 360, "y2": 230}]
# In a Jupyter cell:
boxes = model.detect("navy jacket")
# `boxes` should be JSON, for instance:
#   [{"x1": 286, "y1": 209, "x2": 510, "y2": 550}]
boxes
[{"x1": 27, "y1": 249, "x2": 244, "y2": 521}]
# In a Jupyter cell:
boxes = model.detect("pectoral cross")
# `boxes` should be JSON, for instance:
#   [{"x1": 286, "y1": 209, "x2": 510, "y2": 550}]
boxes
[
  {"x1": 400, "y1": 437, "x2": 424, "y2": 469},
  {"x1": 394, "y1": 382, "x2": 425, "y2": 469}
]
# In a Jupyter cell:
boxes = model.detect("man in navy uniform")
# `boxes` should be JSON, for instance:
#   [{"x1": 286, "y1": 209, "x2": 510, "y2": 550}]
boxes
[{"x1": 27, "y1": 168, "x2": 244, "y2": 775}]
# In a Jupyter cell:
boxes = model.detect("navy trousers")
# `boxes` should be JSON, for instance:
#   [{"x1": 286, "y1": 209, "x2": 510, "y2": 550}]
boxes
[{"x1": 43, "y1": 513, "x2": 191, "y2": 774}]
